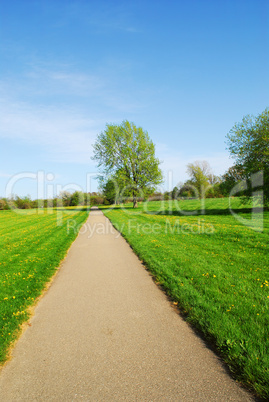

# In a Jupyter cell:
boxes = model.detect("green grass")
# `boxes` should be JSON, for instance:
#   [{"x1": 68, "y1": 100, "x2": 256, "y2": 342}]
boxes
[
  {"x1": 100, "y1": 198, "x2": 269, "y2": 398},
  {"x1": 0, "y1": 207, "x2": 89, "y2": 363}
]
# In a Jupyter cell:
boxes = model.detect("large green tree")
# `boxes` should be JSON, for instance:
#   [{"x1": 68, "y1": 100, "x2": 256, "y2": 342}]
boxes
[
  {"x1": 226, "y1": 108, "x2": 269, "y2": 205},
  {"x1": 92, "y1": 120, "x2": 163, "y2": 207}
]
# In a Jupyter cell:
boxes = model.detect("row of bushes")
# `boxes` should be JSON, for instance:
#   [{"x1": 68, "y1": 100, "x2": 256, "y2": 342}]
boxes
[
  {"x1": 0, "y1": 193, "x2": 107, "y2": 210},
  {"x1": 0, "y1": 185, "x2": 236, "y2": 211}
]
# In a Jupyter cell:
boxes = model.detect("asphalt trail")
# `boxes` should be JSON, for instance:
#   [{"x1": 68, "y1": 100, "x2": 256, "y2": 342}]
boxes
[{"x1": 0, "y1": 208, "x2": 254, "y2": 401}]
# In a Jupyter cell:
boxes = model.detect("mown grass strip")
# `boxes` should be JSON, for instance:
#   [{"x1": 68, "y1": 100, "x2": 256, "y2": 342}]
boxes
[
  {"x1": 0, "y1": 208, "x2": 89, "y2": 363},
  {"x1": 101, "y1": 198, "x2": 269, "y2": 399}
]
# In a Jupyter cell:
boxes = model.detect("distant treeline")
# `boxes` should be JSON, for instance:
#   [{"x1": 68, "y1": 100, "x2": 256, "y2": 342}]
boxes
[
  {"x1": 0, "y1": 184, "x2": 231, "y2": 211},
  {"x1": 0, "y1": 192, "x2": 105, "y2": 210}
]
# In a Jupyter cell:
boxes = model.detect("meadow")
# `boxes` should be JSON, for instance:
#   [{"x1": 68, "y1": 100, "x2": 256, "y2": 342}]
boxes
[
  {"x1": 0, "y1": 207, "x2": 89, "y2": 364},
  {"x1": 101, "y1": 198, "x2": 269, "y2": 398}
]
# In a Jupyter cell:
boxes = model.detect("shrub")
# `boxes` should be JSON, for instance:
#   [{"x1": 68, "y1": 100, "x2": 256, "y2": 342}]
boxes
[{"x1": 0, "y1": 199, "x2": 8, "y2": 210}]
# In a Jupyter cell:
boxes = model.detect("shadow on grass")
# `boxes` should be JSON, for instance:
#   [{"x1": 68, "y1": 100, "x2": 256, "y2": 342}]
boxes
[
  {"x1": 150, "y1": 207, "x2": 264, "y2": 217},
  {"x1": 98, "y1": 205, "x2": 133, "y2": 211},
  {"x1": 98, "y1": 205, "x2": 266, "y2": 217},
  {"x1": 53, "y1": 207, "x2": 91, "y2": 212}
]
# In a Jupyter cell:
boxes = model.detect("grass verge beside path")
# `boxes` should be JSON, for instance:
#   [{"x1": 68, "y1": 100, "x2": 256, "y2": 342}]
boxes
[
  {"x1": 0, "y1": 207, "x2": 89, "y2": 364},
  {"x1": 101, "y1": 198, "x2": 269, "y2": 399}
]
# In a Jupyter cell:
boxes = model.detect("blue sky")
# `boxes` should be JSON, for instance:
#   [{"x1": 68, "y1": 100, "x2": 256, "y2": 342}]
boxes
[{"x1": 0, "y1": 0, "x2": 268, "y2": 198}]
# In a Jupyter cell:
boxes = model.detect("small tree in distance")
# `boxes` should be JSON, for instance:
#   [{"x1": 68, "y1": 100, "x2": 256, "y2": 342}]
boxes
[
  {"x1": 186, "y1": 161, "x2": 211, "y2": 198},
  {"x1": 185, "y1": 161, "x2": 221, "y2": 198},
  {"x1": 92, "y1": 120, "x2": 163, "y2": 208},
  {"x1": 102, "y1": 179, "x2": 117, "y2": 205}
]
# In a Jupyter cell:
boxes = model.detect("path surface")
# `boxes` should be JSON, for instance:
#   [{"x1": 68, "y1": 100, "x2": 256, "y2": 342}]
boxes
[{"x1": 0, "y1": 208, "x2": 254, "y2": 401}]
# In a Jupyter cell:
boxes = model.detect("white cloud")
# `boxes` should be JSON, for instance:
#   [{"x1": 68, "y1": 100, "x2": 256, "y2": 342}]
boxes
[
  {"x1": 0, "y1": 98, "x2": 103, "y2": 164},
  {"x1": 1, "y1": 60, "x2": 147, "y2": 118},
  {"x1": 0, "y1": 59, "x2": 149, "y2": 167},
  {"x1": 25, "y1": 67, "x2": 104, "y2": 97}
]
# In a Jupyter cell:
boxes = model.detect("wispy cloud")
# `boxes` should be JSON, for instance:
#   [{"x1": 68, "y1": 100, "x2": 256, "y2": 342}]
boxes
[
  {"x1": 1, "y1": 59, "x2": 147, "y2": 115},
  {"x1": 0, "y1": 172, "x2": 12, "y2": 178},
  {"x1": 0, "y1": 98, "x2": 103, "y2": 164},
  {"x1": 60, "y1": 2, "x2": 141, "y2": 34},
  {"x1": 25, "y1": 67, "x2": 104, "y2": 97},
  {"x1": 0, "y1": 65, "x2": 104, "y2": 100},
  {"x1": 0, "y1": 58, "x2": 148, "y2": 165}
]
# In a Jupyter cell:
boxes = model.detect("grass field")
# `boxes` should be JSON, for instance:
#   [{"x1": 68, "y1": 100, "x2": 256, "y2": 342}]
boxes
[
  {"x1": 0, "y1": 207, "x2": 89, "y2": 364},
  {"x1": 101, "y1": 198, "x2": 269, "y2": 398}
]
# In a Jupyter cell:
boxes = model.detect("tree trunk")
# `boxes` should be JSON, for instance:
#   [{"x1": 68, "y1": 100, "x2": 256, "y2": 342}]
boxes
[{"x1": 133, "y1": 193, "x2": 137, "y2": 208}]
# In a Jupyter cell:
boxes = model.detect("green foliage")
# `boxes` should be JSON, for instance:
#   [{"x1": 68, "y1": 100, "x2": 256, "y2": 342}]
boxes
[
  {"x1": 226, "y1": 108, "x2": 269, "y2": 205},
  {"x1": 171, "y1": 186, "x2": 179, "y2": 199},
  {"x1": 90, "y1": 195, "x2": 104, "y2": 205},
  {"x1": 70, "y1": 191, "x2": 84, "y2": 206},
  {"x1": 59, "y1": 191, "x2": 72, "y2": 207},
  {"x1": 205, "y1": 183, "x2": 223, "y2": 198},
  {"x1": 184, "y1": 161, "x2": 222, "y2": 199},
  {"x1": 0, "y1": 208, "x2": 89, "y2": 363},
  {"x1": 92, "y1": 120, "x2": 163, "y2": 207},
  {"x1": 0, "y1": 199, "x2": 8, "y2": 210},
  {"x1": 101, "y1": 199, "x2": 269, "y2": 398},
  {"x1": 220, "y1": 165, "x2": 245, "y2": 196},
  {"x1": 178, "y1": 183, "x2": 196, "y2": 198},
  {"x1": 0, "y1": 192, "x2": 104, "y2": 210},
  {"x1": 102, "y1": 179, "x2": 117, "y2": 205},
  {"x1": 163, "y1": 191, "x2": 170, "y2": 200},
  {"x1": 186, "y1": 161, "x2": 215, "y2": 198}
]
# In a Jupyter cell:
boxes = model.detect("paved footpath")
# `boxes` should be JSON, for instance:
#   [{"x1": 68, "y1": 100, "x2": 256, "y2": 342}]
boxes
[{"x1": 0, "y1": 208, "x2": 254, "y2": 401}]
